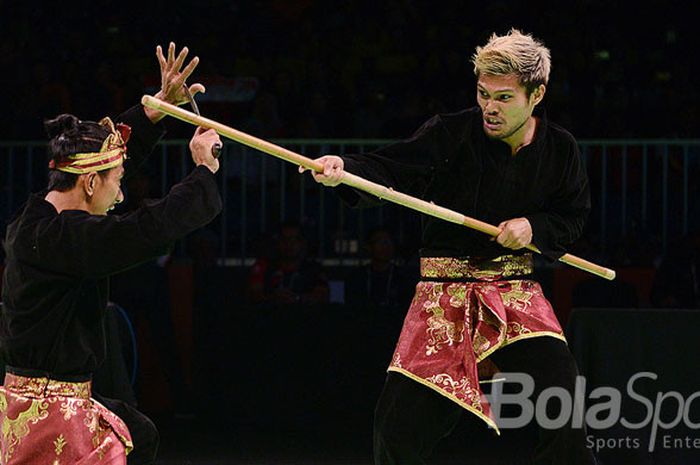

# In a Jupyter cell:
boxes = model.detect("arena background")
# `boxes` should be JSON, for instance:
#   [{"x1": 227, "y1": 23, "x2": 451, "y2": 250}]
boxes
[{"x1": 1, "y1": 1, "x2": 699, "y2": 464}]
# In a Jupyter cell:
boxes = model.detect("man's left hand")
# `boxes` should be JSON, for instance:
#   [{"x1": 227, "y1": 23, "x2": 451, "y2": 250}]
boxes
[{"x1": 494, "y1": 217, "x2": 533, "y2": 250}]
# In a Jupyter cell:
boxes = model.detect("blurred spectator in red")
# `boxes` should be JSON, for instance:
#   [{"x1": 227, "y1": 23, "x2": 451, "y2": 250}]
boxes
[{"x1": 247, "y1": 221, "x2": 329, "y2": 304}]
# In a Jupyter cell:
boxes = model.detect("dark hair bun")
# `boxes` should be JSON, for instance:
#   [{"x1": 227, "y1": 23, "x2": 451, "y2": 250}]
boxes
[{"x1": 44, "y1": 114, "x2": 80, "y2": 139}]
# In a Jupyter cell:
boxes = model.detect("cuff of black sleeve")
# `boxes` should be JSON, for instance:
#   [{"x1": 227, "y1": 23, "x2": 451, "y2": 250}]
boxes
[
  {"x1": 191, "y1": 165, "x2": 223, "y2": 212},
  {"x1": 341, "y1": 155, "x2": 361, "y2": 174},
  {"x1": 525, "y1": 213, "x2": 565, "y2": 261},
  {"x1": 336, "y1": 155, "x2": 370, "y2": 207},
  {"x1": 334, "y1": 185, "x2": 362, "y2": 207},
  {"x1": 192, "y1": 164, "x2": 220, "y2": 186}
]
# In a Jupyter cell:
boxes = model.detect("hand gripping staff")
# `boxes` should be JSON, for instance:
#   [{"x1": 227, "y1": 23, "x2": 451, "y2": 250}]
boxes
[
  {"x1": 182, "y1": 84, "x2": 223, "y2": 158},
  {"x1": 142, "y1": 94, "x2": 615, "y2": 280}
]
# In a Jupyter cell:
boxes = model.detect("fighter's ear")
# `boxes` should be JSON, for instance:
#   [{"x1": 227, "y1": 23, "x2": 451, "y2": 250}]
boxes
[
  {"x1": 83, "y1": 172, "x2": 97, "y2": 196},
  {"x1": 531, "y1": 84, "x2": 546, "y2": 106}
]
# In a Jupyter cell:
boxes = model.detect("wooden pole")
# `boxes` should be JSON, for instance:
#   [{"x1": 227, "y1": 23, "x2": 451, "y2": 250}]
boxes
[{"x1": 142, "y1": 95, "x2": 616, "y2": 280}]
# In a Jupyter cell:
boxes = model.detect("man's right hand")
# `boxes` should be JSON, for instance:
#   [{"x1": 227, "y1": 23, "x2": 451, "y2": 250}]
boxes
[
  {"x1": 299, "y1": 155, "x2": 344, "y2": 186},
  {"x1": 190, "y1": 127, "x2": 221, "y2": 174}
]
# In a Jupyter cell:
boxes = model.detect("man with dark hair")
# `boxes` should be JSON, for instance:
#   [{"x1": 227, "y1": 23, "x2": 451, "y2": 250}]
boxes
[{"x1": 1, "y1": 43, "x2": 221, "y2": 464}]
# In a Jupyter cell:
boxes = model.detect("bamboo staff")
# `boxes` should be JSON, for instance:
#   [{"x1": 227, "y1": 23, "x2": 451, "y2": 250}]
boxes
[{"x1": 142, "y1": 95, "x2": 615, "y2": 280}]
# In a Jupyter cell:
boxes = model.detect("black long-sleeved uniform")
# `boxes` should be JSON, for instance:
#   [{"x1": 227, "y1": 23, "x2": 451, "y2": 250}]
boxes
[
  {"x1": 338, "y1": 107, "x2": 590, "y2": 260},
  {"x1": 1, "y1": 106, "x2": 222, "y2": 377}
]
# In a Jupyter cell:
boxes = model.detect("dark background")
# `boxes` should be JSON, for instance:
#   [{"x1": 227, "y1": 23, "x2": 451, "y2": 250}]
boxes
[
  {"x1": 2, "y1": 0, "x2": 698, "y2": 140},
  {"x1": 2, "y1": 1, "x2": 700, "y2": 464}
]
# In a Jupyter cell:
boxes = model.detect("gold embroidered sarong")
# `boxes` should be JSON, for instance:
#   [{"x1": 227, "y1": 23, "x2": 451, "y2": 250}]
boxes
[{"x1": 388, "y1": 254, "x2": 565, "y2": 433}]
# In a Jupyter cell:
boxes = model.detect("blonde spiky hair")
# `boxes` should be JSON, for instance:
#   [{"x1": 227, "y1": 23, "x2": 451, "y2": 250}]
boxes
[{"x1": 471, "y1": 28, "x2": 551, "y2": 94}]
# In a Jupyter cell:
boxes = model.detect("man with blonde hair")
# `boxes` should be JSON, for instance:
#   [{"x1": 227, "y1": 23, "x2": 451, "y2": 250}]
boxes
[{"x1": 302, "y1": 29, "x2": 596, "y2": 464}]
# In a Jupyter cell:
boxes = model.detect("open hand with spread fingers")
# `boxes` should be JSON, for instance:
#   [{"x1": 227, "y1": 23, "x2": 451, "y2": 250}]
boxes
[{"x1": 145, "y1": 42, "x2": 205, "y2": 122}]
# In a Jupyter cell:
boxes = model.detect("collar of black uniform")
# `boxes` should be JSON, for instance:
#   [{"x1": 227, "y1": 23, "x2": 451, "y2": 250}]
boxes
[
  {"x1": 27, "y1": 191, "x2": 59, "y2": 216},
  {"x1": 532, "y1": 105, "x2": 548, "y2": 151}
]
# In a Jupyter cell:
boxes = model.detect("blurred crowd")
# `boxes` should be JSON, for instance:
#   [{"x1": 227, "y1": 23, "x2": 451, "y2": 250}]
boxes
[{"x1": 2, "y1": 0, "x2": 697, "y2": 140}]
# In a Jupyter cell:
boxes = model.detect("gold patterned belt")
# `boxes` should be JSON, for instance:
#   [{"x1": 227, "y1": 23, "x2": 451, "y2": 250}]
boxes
[
  {"x1": 2, "y1": 372, "x2": 92, "y2": 399},
  {"x1": 420, "y1": 254, "x2": 533, "y2": 281}
]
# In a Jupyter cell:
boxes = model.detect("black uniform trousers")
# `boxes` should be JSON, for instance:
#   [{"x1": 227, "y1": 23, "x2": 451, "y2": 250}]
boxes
[
  {"x1": 373, "y1": 337, "x2": 597, "y2": 465},
  {"x1": 94, "y1": 393, "x2": 159, "y2": 465}
]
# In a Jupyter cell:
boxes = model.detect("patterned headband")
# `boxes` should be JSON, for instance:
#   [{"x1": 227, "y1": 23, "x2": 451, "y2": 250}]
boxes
[{"x1": 49, "y1": 117, "x2": 131, "y2": 174}]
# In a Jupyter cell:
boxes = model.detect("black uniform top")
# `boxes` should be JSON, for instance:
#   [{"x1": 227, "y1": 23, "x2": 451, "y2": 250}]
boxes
[
  {"x1": 1, "y1": 106, "x2": 222, "y2": 378},
  {"x1": 338, "y1": 106, "x2": 590, "y2": 260}
]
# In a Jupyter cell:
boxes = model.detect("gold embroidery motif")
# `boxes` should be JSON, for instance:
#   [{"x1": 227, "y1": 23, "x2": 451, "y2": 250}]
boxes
[
  {"x1": 60, "y1": 399, "x2": 78, "y2": 421},
  {"x1": 391, "y1": 352, "x2": 403, "y2": 368},
  {"x1": 420, "y1": 284, "x2": 443, "y2": 314},
  {"x1": 446, "y1": 284, "x2": 467, "y2": 308},
  {"x1": 420, "y1": 254, "x2": 533, "y2": 280},
  {"x1": 84, "y1": 408, "x2": 100, "y2": 446},
  {"x1": 426, "y1": 373, "x2": 468, "y2": 390},
  {"x1": 2, "y1": 373, "x2": 91, "y2": 399},
  {"x1": 1, "y1": 375, "x2": 133, "y2": 461},
  {"x1": 425, "y1": 373, "x2": 482, "y2": 411},
  {"x1": 97, "y1": 435, "x2": 114, "y2": 460},
  {"x1": 501, "y1": 281, "x2": 535, "y2": 312},
  {"x1": 423, "y1": 285, "x2": 465, "y2": 356},
  {"x1": 1, "y1": 397, "x2": 50, "y2": 462},
  {"x1": 89, "y1": 412, "x2": 113, "y2": 452},
  {"x1": 507, "y1": 321, "x2": 532, "y2": 336},
  {"x1": 472, "y1": 331, "x2": 491, "y2": 354},
  {"x1": 54, "y1": 433, "x2": 66, "y2": 456}
]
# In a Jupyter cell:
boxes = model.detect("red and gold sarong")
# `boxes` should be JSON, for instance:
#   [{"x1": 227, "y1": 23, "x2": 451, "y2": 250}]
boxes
[
  {"x1": 0, "y1": 372, "x2": 132, "y2": 464},
  {"x1": 387, "y1": 254, "x2": 565, "y2": 433}
]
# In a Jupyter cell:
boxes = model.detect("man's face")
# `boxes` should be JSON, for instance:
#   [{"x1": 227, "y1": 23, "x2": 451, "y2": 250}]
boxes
[
  {"x1": 476, "y1": 73, "x2": 542, "y2": 143},
  {"x1": 89, "y1": 165, "x2": 124, "y2": 215}
]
